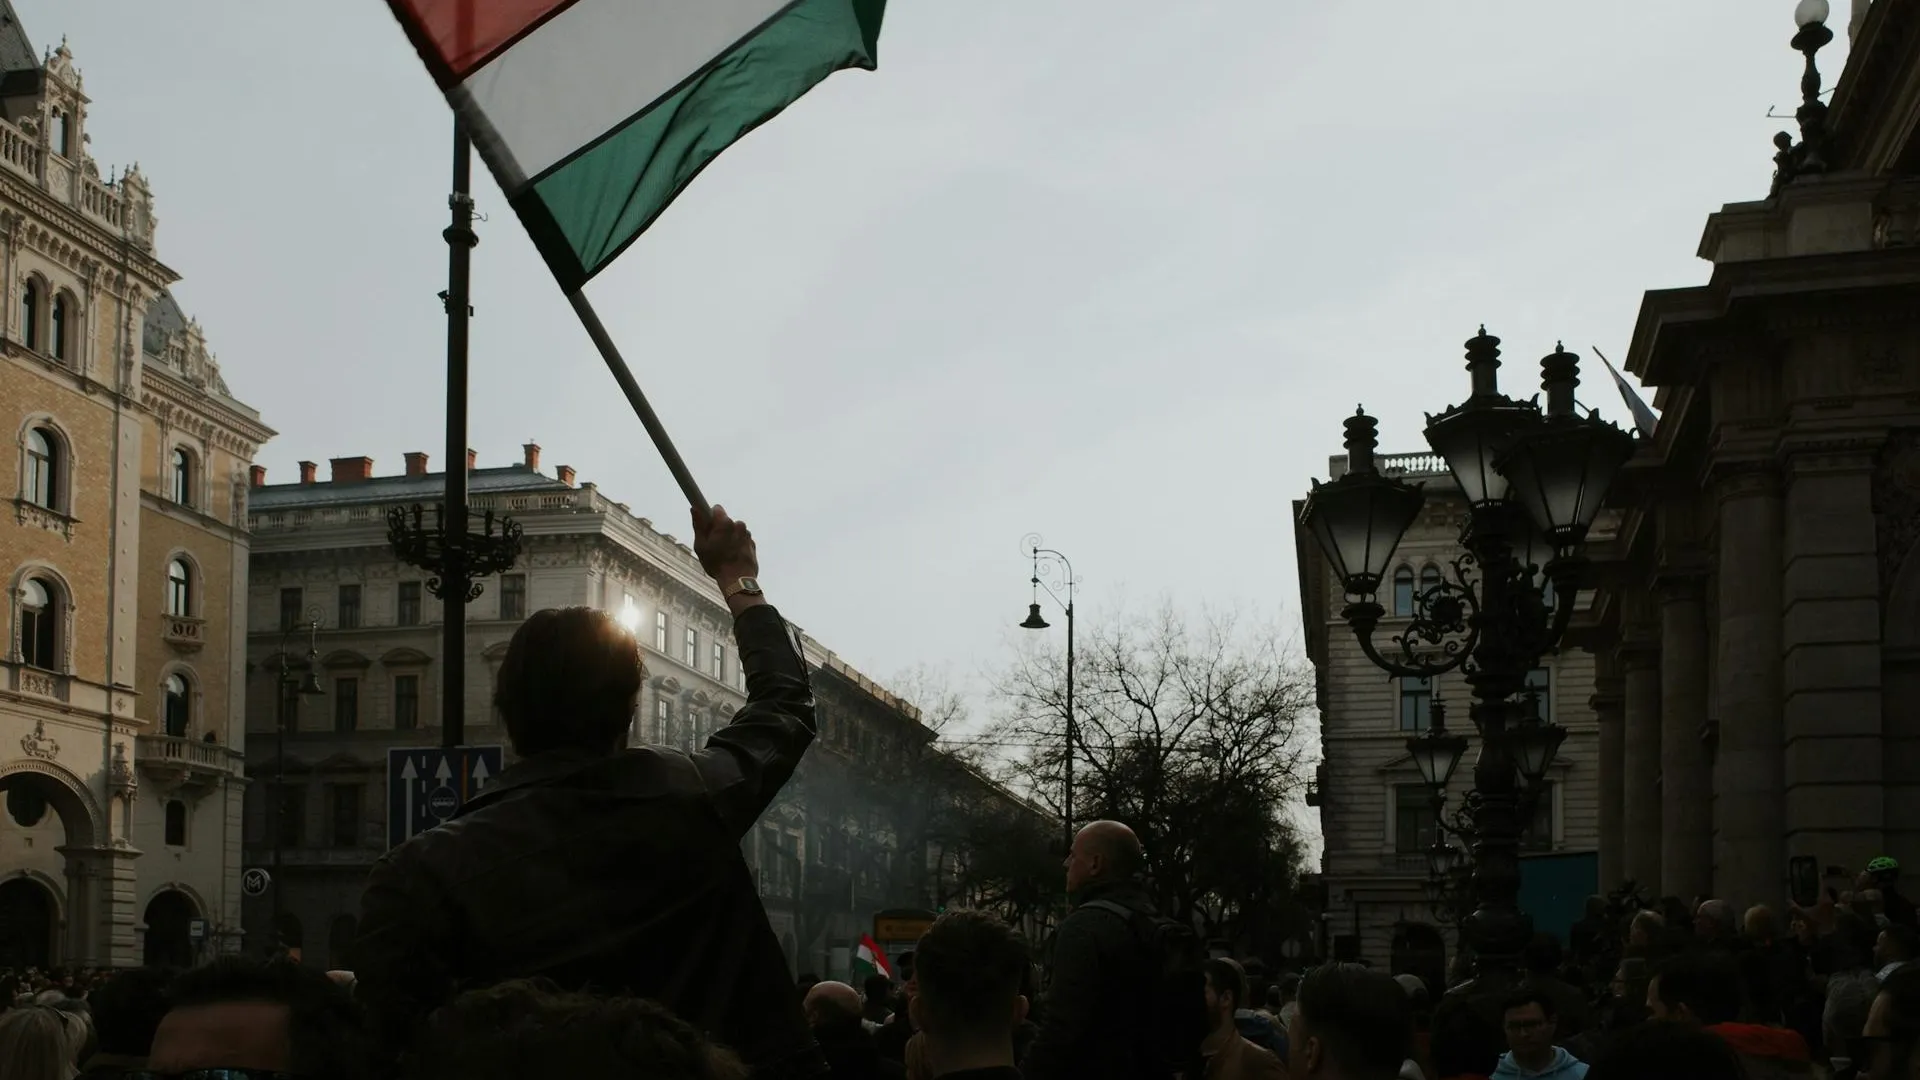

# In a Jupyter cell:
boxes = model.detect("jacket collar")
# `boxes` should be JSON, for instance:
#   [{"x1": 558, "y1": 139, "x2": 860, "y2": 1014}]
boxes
[
  {"x1": 1071, "y1": 877, "x2": 1156, "y2": 912},
  {"x1": 459, "y1": 747, "x2": 617, "y2": 814}
]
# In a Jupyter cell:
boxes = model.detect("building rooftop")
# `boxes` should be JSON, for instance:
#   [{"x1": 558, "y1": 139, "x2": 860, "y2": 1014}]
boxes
[
  {"x1": 0, "y1": 2, "x2": 35, "y2": 76},
  {"x1": 250, "y1": 464, "x2": 568, "y2": 509}
]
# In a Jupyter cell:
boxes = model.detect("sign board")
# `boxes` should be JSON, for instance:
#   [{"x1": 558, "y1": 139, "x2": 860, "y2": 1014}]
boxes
[
  {"x1": 241, "y1": 868, "x2": 272, "y2": 897},
  {"x1": 873, "y1": 914, "x2": 935, "y2": 944},
  {"x1": 188, "y1": 918, "x2": 208, "y2": 940},
  {"x1": 386, "y1": 745, "x2": 505, "y2": 850}
]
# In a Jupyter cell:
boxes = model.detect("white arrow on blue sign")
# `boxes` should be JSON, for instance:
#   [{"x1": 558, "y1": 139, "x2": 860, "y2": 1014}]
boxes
[{"x1": 386, "y1": 745, "x2": 504, "y2": 850}]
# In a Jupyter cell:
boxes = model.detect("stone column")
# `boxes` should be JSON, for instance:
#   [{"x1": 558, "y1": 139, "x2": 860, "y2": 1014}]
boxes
[
  {"x1": 1659, "y1": 573, "x2": 1713, "y2": 903},
  {"x1": 1782, "y1": 446, "x2": 1885, "y2": 869},
  {"x1": 1715, "y1": 465, "x2": 1786, "y2": 910},
  {"x1": 1620, "y1": 634, "x2": 1663, "y2": 891},
  {"x1": 1591, "y1": 655, "x2": 1627, "y2": 890}
]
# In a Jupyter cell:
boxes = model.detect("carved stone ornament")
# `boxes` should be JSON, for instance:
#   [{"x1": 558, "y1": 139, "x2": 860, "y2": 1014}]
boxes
[
  {"x1": 109, "y1": 743, "x2": 137, "y2": 799},
  {"x1": 21, "y1": 719, "x2": 59, "y2": 761}
]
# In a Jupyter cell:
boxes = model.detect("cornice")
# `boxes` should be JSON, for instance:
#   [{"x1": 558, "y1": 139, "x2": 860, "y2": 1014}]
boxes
[
  {"x1": 139, "y1": 369, "x2": 275, "y2": 450},
  {"x1": 0, "y1": 184, "x2": 178, "y2": 290}
]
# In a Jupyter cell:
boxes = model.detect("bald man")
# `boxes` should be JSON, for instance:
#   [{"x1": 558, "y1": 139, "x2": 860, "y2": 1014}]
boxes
[
  {"x1": 805, "y1": 981, "x2": 905, "y2": 1080},
  {"x1": 1023, "y1": 820, "x2": 1191, "y2": 1080}
]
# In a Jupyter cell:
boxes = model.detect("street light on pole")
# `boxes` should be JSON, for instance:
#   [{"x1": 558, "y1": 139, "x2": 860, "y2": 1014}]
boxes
[
  {"x1": 1019, "y1": 536, "x2": 1076, "y2": 852},
  {"x1": 272, "y1": 606, "x2": 325, "y2": 954},
  {"x1": 1299, "y1": 329, "x2": 1634, "y2": 984}
]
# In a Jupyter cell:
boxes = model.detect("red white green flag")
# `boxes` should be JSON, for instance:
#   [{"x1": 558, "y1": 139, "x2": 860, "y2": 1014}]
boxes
[
  {"x1": 385, "y1": 0, "x2": 888, "y2": 290},
  {"x1": 852, "y1": 933, "x2": 892, "y2": 983}
]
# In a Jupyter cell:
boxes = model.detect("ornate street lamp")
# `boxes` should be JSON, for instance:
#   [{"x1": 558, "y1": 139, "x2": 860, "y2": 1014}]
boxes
[
  {"x1": 1018, "y1": 536, "x2": 1077, "y2": 852},
  {"x1": 1300, "y1": 327, "x2": 1634, "y2": 984},
  {"x1": 1771, "y1": 0, "x2": 1836, "y2": 193}
]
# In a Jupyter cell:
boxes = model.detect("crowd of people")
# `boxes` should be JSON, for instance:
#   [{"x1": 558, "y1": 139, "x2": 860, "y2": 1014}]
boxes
[{"x1": 6, "y1": 506, "x2": 1920, "y2": 1079}]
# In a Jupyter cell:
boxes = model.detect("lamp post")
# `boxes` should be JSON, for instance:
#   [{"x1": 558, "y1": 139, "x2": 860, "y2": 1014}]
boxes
[
  {"x1": 1771, "y1": 0, "x2": 1836, "y2": 193},
  {"x1": 1299, "y1": 328, "x2": 1633, "y2": 982},
  {"x1": 272, "y1": 605, "x2": 325, "y2": 952},
  {"x1": 1019, "y1": 536, "x2": 1077, "y2": 852}
]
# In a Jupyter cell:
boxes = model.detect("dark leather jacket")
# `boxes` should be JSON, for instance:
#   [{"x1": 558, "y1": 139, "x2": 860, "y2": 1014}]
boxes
[
  {"x1": 355, "y1": 604, "x2": 825, "y2": 1078},
  {"x1": 1021, "y1": 879, "x2": 1168, "y2": 1080}
]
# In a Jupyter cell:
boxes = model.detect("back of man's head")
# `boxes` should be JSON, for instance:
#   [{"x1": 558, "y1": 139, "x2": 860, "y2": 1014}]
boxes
[
  {"x1": 410, "y1": 979, "x2": 747, "y2": 1080},
  {"x1": 1884, "y1": 923, "x2": 1920, "y2": 963},
  {"x1": 159, "y1": 956, "x2": 370, "y2": 1080},
  {"x1": 1292, "y1": 962, "x2": 1411, "y2": 1080},
  {"x1": 1651, "y1": 952, "x2": 1742, "y2": 1026},
  {"x1": 803, "y1": 981, "x2": 864, "y2": 1028},
  {"x1": 1523, "y1": 932, "x2": 1563, "y2": 975},
  {"x1": 89, "y1": 966, "x2": 173, "y2": 1059},
  {"x1": 493, "y1": 607, "x2": 643, "y2": 757},
  {"x1": 1204, "y1": 958, "x2": 1248, "y2": 1013},
  {"x1": 862, "y1": 974, "x2": 895, "y2": 1008},
  {"x1": 911, "y1": 910, "x2": 1030, "y2": 1042}
]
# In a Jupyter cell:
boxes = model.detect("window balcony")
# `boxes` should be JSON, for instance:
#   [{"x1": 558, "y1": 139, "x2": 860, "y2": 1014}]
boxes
[
  {"x1": 13, "y1": 498, "x2": 75, "y2": 540},
  {"x1": 9, "y1": 664, "x2": 69, "y2": 702},
  {"x1": 162, "y1": 615, "x2": 207, "y2": 651},
  {"x1": 137, "y1": 733, "x2": 241, "y2": 794}
]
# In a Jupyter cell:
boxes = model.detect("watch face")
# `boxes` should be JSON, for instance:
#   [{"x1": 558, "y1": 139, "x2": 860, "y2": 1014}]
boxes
[{"x1": 739, "y1": 577, "x2": 762, "y2": 593}]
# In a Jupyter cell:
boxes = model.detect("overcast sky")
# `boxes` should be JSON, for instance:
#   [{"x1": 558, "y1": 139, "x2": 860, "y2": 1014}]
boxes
[{"x1": 28, "y1": 2, "x2": 1846, "y2": 743}]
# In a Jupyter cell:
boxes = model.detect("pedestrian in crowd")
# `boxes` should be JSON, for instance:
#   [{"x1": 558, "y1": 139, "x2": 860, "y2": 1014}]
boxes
[
  {"x1": 1860, "y1": 965, "x2": 1920, "y2": 1080},
  {"x1": 1427, "y1": 996, "x2": 1501, "y2": 1080},
  {"x1": 1647, "y1": 951, "x2": 1811, "y2": 1079},
  {"x1": 1877, "y1": 925, "x2": 1919, "y2": 982},
  {"x1": 355, "y1": 505, "x2": 829, "y2": 1079},
  {"x1": 1285, "y1": 962, "x2": 1410, "y2": 1080},
  {"x1": 405, "y1": 978, "x2": 749, "y2": 1080},
  {"x1": 1867, "y1": 858, "x2": 1919, "y2": 931},
  {"x1": 145, "y1": 956, "x2": 371, "y2": 1080},
  {"x1": 1231, "y1": 959, "x2": 1288, "y2": 1063},
  {"x1": 1693, "y1": 899, "x2": 1741, "y2": 951},
  {"x1": 1582, "y1": 1020, "x2": 1747, "y2": 1080},
  {"x1": 874, "y1": 978, "x2": 918, "y2": 1065},
  {"x1": 863, "y1": 974, "x2": 896, "y2": 1033},
  {"x1": 1273, "y1": 974, "x2": 1301, "y2": 1034},
  {"x1": 1827, "y1": 909, "x2": 1886, "y2": 1066},
  {"x1": 1492, "y1": 987, "x2": 1586, "y2": 1080},
  {"x1": 805, "y1": 981, "x2": 904, "y2": 1080},
  {"x1": 0, "y1": 1004, "x2": 83, "y2": 1080},
  {"x1": 75, "y1": 966, "x2": 171, "y2": 1080},
  {"x1": 1022, "y1": 819, "x2": 1189, "y2": 1080},
  {"x1": 1200, "y1": 957, "x2": 1285, "y2": 1079},
  {"x1": 1393, "y1": 974, "x2": 1431, "y2": 1080},
  {"x1": 1521, "y1": 935, "x2": 1589, "y2": 1042},
  {"x1": 909, "y1": 909, "x2": 1029, "y2": 1080},
  {"x1": 1625, "y1": 910, "x2": 1664, "y2": 958}
]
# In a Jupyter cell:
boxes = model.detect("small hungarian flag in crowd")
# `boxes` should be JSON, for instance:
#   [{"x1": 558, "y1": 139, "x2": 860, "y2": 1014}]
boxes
[
  {"x1": 852, "y1": 934, "x2": 892, "y2": 983},
  {"x1": 385, "y1": 0, "x2": 888, "y2": 290}
]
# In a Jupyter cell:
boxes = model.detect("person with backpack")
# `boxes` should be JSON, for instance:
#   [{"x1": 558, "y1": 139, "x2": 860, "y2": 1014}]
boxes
[{"x1": 1022, "y1": 820, "x2": 1207, "y2": 1080}]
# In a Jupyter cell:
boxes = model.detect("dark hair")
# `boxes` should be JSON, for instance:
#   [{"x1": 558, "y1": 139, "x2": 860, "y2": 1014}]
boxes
[
  {"x1": 411, "y1": 978, "x2": 747, "y2": 1080},
  {"x1": 46, "y1": 996, "x2": 95, "y2": 1062},
  {"x1": 1523, "y1": 933, "x2": 1563, "y2": 974},
  {"x1": 1883, "y1": 923, "x2": 1920, "y2": 962},
  {"x1": 1651, "y1": 952, "x2": 1741, "y2": 1026},
  {"x1": 1585, "y1": 1019, "x2": 1745, "y2": 1080},
  {"x1": 493, "y1": 607, "x2": 644, "y2": 756},
  {"x1": 1203, "y1": 958, "x2": 1248, "y2": 1012},
  {"x1": 88, "y1": 966, "x2": 174, "y2": 1057},
  {"x1": 1277, "y1": 972, "x2": 1301, "y2": 1002},
  {"x1": 1429, "y1": 996, "x2": 1501, "y2": 1077},
  {"x1": 1502, "y1": 985, "x2": 1558, "y2": 1021},
  {"x1": 1295, "y1": 963, "x2": 1411, "y2": 1079},
  {"x1": 862, "y1": 973, "x2": 894, "y2": 1003},
  {"x1": 166, "y1": 956, "x2": 370, "y2": 1080},
  {"x1": 913, "y1": 910, "x2": 1030, "y2": 1038}
]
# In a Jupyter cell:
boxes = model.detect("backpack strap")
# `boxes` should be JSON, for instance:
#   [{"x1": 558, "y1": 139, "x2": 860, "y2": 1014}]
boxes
[{"x1": 1080, "y1": 899, "x2": 1136, "y2": 921}]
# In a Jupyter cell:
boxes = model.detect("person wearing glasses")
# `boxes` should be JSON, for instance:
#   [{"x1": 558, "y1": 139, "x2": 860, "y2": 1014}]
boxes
[{"x1": 1492, "y1": 988, "x2": 1586, "y2": 1080}]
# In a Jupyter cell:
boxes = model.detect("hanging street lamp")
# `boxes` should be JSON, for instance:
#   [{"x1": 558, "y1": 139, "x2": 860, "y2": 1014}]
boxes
[
  {"x1": 1018, "y1": 536, "x2": 1077, "y2": 853},
  {"x1": 1299, "y1": 327, "x2": 1635, "y2": 986}
]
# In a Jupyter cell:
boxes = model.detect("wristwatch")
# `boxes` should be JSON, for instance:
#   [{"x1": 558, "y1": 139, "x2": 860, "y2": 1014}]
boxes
[{"x1": 722, "y1": 577, "x2": 764, "y2": 600}]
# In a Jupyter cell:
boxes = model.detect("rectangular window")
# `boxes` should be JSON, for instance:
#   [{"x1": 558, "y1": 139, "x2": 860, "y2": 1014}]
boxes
[
  {"x1": 712, "y1": 643, "x2": 726, "y2": 681},
  {"x1": 1524, "y1": 782, "x2": 1556, "y2": 852},
  {"x1": 1523, "y1": 667, "x2": 1551, "y2": 722},
  {"x1": 275, "y1": 783, "x2": 305, "y2": 849},
  {"x1": 329, "y1": 784, "x2": 363, "y2": 848},
  {"x1": 279, "y1": 587, "x2": 303, "y2": 631},
  {"x1": 398, "y1": 582, "x2": 422, "y2": 626},
  {"x1": 684, "y1": 626, "x2": 698, "y2": 666},
  {"x1": 334, "y1": 677, "x2": 359, "y2": 733},
  {"x1": 277, "y1": 678, "x2": 298, "y2": 734},
  {"x1": 338, "y1": 584, "x2": 362, "y2": 629},
  {"x1": 1399, "y1": 676, "x2": 1433, "y2": 731},
  {"x1": 500, "y1": 574, "x2": 526, "y2": 620},
  {"x1": 653, "y1": 608, "x2": 667, "y2": 652},
  {"x1": 394, "y1": 675, "x2": 419, "y2": 731},
  {"x1": 1394, "y1": 784, "x2": 1437, "y2": 854},
  {"x1": 654, "y1": 697, "x2": 669, "y2": 743}
]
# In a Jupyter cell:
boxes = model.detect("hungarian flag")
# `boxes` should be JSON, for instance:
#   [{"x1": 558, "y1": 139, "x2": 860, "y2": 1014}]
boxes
[
  {"x1": 385, "y1": 0, "x2": 888, "y2": 290},
  {"x1": 852, "y1": 934, "x2": 892, "y2": 983}
]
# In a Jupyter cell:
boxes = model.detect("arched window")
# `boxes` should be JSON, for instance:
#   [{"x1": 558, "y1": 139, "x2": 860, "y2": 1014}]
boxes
[
  {"x1": 19, "y1": 577, "x2": 59, "y2": 669},
  {"x1": 49, "y1": 112, "x2": 69, "y2": 157},
  {"x1": 164, "y1": 800, "x2": 187, "y2": 846},
  {"x1": 24, "y1": 427, "x2": 60, "y2": 510},
  {"x1": 49, "y1": 295, "x2": 69, "y2": 361},
  {"x1": 1392, "y1": 567, "x2": 1415, "y2": 617},
  {"x1": 1419, "y1": 565, "x2": 1442, "y2": 602},
  {"x1": 19, "y1": 280, "x2": 37, "y2": 350},
  {"x1": 171, "y1": 448, "x2": 193, "y2": 506},
  {"x1": 163, "y1": 673, "x2": 190, "y2": 738},
  {"x1": 165, "y1": 558, "x2": 192, "y2": 616}
]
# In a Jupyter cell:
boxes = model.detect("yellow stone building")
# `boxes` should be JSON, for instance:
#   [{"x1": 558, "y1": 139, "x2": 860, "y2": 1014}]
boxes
[{"x1": 0, "y1": 16, "x2": 272, "y2": 968}]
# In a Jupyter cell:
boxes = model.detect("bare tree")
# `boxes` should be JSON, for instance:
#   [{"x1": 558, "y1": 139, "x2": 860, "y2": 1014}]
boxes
[{"x1": 988, "y1": 602, "x2": 1316, "y2": 935}]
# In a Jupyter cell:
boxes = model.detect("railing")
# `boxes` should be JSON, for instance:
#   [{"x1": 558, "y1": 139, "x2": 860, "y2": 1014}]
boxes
[
  {"x1": 0, "y1": 121, "x2": 39, "y2": 180},
  {"x1": 162, "y1": 614, "x2": 207, "y2": 649},
  {"x1": 1378, "y1": 452, "x2": 1449, "y2": 477},
  {"x1": 0, "y1": 115, "x2": 136, "y2": 237},
  {"x1": 78, "y1": 174, "x2": 123, "y2": 228},
  {"x1": 137, "y1": 733, "x2": 239, "y2": 772}
]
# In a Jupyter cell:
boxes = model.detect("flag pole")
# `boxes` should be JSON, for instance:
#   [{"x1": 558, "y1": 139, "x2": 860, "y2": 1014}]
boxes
[{"x1": 566, "y1": 290, "x2": 710, "y2": 516}]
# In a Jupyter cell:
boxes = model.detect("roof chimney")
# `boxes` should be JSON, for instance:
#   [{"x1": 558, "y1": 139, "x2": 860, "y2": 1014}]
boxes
[
  {"x1": 330, "y1": 456, "x2": 374, "y2": 484},
  {"x1": 556, "y1": 464, "x2": 575, "y2": 487},
  {"x1": 404, "y1": 452, "x2": 429, "y2": 478},
  {"x1": 249, "y1": 465, "x2": 267, "y2": 488},
  {"x1": 466, "y1": 448, "x2": 477, "y2": 472},
  {"x1": 298, "y1": 461, "x2": 317, "y2": 485},
  {"x1": 523, "y1": 442, "x2": 541, "y2": 472}
]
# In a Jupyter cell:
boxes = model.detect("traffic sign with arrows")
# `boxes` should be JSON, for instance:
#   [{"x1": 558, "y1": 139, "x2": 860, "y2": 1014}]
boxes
[{"x1": 386, "y1": 745, "x2": 504, "y2": 850}]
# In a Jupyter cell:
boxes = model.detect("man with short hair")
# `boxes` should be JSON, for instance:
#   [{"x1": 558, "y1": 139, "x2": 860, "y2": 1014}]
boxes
[
  {"x1": 78, "y1": 966, "x2": 172, "y2": 1079},
  {"x1": 911, "y1": 910, "x2": 1030, "y2": 1080},
  {"x1": 804, "y1": 981, "x2": 904, "y2": 1080},
  {"x1": 1286, "y1": 962, "x2": 1410, "y2": 1080},
  {"x1": 1862, "y1": 966, "x2": 1920, "y2": 1080},
  {"x1": 1879, "y1": 925, "x2": 1919, "y2": 982},
  {"x1": 863, "y1": 974, "x2": 895, "y2": 1033},
  {"x1": 1493, "y1": 988, "x2": 1586, "y2": 1079},
  {"x1": 146, "y1": 956, "x2": 372, "y2": 1080},
  {"x1": 357, "y1": 505, "x2": 827, "y2": 1078},
  {"x1": 1648, "y1": 952, "x2": 1811, "y2": 1079},
  {"x1": 1201, "y1": 958, "x2": 1284, "y2": 1079}
]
